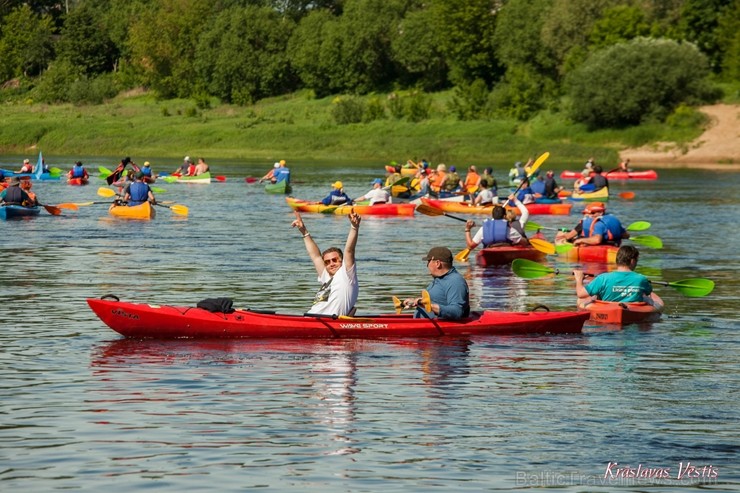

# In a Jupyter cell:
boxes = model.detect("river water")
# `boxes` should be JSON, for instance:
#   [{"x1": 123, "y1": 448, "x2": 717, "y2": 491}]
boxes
[{"x1": 1, "y1": 157, "x2": 738, "y2": 492}]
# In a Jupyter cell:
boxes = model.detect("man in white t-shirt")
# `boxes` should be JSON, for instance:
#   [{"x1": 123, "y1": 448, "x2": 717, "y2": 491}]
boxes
[
  {"x1": 355, "y1": 178, "x2": 391, "y2": 205},
  {"x1": 291, "y1": 210, "x2": 362, "y2": 316}
]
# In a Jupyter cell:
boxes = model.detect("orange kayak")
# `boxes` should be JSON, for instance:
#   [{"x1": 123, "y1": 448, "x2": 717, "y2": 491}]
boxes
[
  {"x1": 558, "y1": 244, "x2": 618, "y2": 263},
  {"x1": 579, "y1": 293, "x2": 664, "y2": 325},
  {"x1": 421, "y1": 197, "x2": 572, "y2": 216},
  {"x1": 286, "y1": 197, "x2": 415, "y2": 216}
]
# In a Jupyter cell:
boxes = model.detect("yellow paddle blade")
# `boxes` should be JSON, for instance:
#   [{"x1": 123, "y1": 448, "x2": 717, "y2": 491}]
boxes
[
  {"x1": 455, "y1": 248, "x2": 471, "y2": 262},
  {"x1": 392, "y1": 296, "x2": 403, "y2": 314},
  {"x1": 97, "y1": 187, "x2": 116, "y2": 197},
  {"x1": 421, "y1": 290, "x2": 432, "y2": 312},
  {"x1": 529, "y1": 238, "x2": 556, "y2": 255},
  {"x1": 528, "y1": 151, "x2": 550, "y2": 177},
  {"x1": 169, "y1": 204, "x2": 189, "y2": 216}
]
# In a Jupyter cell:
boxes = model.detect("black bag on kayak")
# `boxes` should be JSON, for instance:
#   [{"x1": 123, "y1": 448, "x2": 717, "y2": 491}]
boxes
[{"x1": 197, "y1": 297, "x2": 234, "y2": 314}]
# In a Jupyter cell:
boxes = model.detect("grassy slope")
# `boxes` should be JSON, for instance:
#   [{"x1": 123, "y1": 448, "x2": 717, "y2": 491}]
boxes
[{"x1": 0, "y1": 89, "x2": 708, "y2": 168}]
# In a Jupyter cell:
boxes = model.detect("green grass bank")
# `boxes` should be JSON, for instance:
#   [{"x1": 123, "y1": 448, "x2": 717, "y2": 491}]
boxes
[{"x1": 0, "y1": 89, "x2": 709, "y2": 169}]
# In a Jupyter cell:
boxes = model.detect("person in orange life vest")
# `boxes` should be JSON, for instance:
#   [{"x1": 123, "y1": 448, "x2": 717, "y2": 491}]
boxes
[
  {"x1": 68, "y1": 161, "x2": 89, "y2": 180},
  {"x1": 461, "y1": 165, "x2": 481, "y2": 195},
  {"x1": 555, "y1": 202, "x2": 629, "y2": 246},
  {"x1": 464, "y1": 193, "x2": 530, "y2": 252},
  {"x1": 17, "y1": 159, "x2": 33, "y2": 173},
  {"x1": 429, "y1": 164, "x2": 447, "y2": 193},
  {"x1": 123, "y1": 172, "x2": 156, "y2": 207}
]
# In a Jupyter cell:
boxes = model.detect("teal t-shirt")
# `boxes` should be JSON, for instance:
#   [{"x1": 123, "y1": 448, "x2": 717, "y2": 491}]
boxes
[{"x1": 585, "y1": 271, "x2": 653, "y2": 302}]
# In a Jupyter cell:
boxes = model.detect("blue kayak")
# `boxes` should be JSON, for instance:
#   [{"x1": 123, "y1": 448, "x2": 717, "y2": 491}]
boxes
[{"x1": 0, "y1": 205, "x2": 41, "y2": 220}]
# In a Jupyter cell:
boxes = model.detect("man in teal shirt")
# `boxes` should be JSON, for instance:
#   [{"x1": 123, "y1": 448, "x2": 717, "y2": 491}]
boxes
[{"x1": 574, "y1": 245, "x2": 653, "y2": 304}]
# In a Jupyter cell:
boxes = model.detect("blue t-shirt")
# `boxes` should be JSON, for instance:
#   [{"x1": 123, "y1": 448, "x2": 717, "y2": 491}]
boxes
[{"x1": 585, "y1": 271, "x2": 653, "y2": 302}]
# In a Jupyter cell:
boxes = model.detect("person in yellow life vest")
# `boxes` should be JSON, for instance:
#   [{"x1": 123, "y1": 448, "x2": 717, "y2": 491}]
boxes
[{"x1": 384, "y1": 164, "x2": 403, "y2": 188}]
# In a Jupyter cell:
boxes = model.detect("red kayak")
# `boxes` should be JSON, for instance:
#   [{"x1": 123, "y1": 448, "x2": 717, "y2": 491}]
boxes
[
  {"x1": 558, "y1": 244, "x2": 618, "y2": 263},
  {"x1": 476, "y1": 245, "x2": 547, "y2": 266},
  {"x1": 67, "y1": 177, "x2": 89, "y2": 186},
  {"x1": 87, "y1": 297, "x2": 591, "y2": 339},
  {"x1": 560, "y1": 170, "x2": 658, "y2": 180},
  {"x1": 579, "y1": 293, "x2": 664, "y2": 325}
]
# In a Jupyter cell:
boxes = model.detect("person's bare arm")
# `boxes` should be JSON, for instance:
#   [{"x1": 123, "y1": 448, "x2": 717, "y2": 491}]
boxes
[
  {"x1": 343, "y1": 211, "x2": 361, "y2": 271},
  {"x1": 291, "y1": 211, "x2": 324, "y2": 275}
]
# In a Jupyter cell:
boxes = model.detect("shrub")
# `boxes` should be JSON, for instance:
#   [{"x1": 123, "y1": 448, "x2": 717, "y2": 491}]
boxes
[
  {"x1": 363, "y1": 95, "x2": 386, "y2": 122},
  {"x1": 405, "y1": 90, "x2": 432, "y2": 122},
  {"x1": 566, "y1": 38, "x2": 715, "y2": 128},
  {"x1": 331, "y1": 95, "x2": 365, "y2": 125},
  {"x1": 448, "y1": 79, "x2": 490, "y2": 120}
]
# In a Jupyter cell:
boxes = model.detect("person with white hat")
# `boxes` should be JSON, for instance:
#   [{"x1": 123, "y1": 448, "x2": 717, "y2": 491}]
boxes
[
  {"x1": 172, "y1": 156, "x2": 192, "y2": 177},
  {"x1": 17, "y1": 159, "x2": 33, "y2": 174},
  {"x1": 259, "y1": 162, "x2": 280, "y2": 184}
]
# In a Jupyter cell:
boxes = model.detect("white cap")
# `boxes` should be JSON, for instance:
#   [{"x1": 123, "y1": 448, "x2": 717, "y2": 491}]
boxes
[
  {"x1": 184, "y1": 156, "x2": 191, "y2": 162},
  {"x1": 274, "y1": 162, "x2": 280, "y2": 168}
]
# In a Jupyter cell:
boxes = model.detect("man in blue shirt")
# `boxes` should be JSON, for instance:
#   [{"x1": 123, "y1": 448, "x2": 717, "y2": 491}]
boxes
[{"x1": 403, "y1": 247, "x2": 470, "y2": 320}]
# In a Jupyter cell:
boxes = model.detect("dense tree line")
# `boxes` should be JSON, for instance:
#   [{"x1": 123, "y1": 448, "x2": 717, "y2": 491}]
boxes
[{"x1": 0, "y1": 0, "x2": 738, "y2": 128}]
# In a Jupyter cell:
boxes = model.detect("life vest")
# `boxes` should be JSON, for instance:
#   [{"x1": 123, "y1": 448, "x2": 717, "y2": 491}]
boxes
[
  {"x1": 531, "y1": 179, "x2": 546, "y2": 195},
  {"x1": 430, "y1": 172, "x2": 446, "y2": 192},
  {"x1": 482, "y1": 219, "x2": 511, "y2": 246},
  {"x1": 591, "y1": 174, "x2": 608, "y2": 190},
  {"x1": 71, "y1": 165, "x2": 85, "y2": 178},
  {"x1": 140, "y1": 167, "x2": 152, "y2": 177},
  {"x1": 582, "y1": 215, "x2": 622, "y2": 244},
  {"x1": 128, "y1": 182, "x2": 149, "y2": 206},
  {"x1": 3, "y1": 186, "x2": 26, "y2": 205}
]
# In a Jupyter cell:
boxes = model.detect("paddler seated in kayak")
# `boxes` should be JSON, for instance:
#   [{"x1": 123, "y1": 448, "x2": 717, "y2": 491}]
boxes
[
  {"x1": 472, "y1": 180, "x2": 497, "y2": 206},
  {"x1": 442, "y1": 165, "x2": 461, "y2": 192},
  {"x1": 67, "y1": 161, "x2": 89, "y2": 182},
  {"x1": 555, "y1": 202, "x2": 629, "y2": 246},
  {"x1": 464, "y1": 193, "x2": 530, "y2": 251},
  {"x1": 122, "y1": 172, "x2": 157, "y2": 206},
  {"x1": 259, "y1": 162, "x2": 280, "y2": 183},
  {"x1": 140, "y1": 161, "x2": 156, "y2": 182},
  {"x1": 515, "y1": 177, "x2": 536, "y2": 204},
  {"x1": 589, "y1": 165, "x2": 609, "y2": 191},
  {"x1": 0, "y1": 177, "x2": 37, "y2": 206},
  {"x1": 20, "y1": 177, "x2": 38, "y2": 204},
  {"x1": 573, "y1": 245, "x2": 658, "y2": 308},
  {"x1": 291, "y1": 210, "x2": 361, "y2": 317},
  {"x1": 17, "y1": 158, "x2": 33, "y2": 174},
  {"x1": 194, "y1": 157, "x2": 210, "y2": 176},
  {"x1": 429, "y1": 164, "x2": 447, "y2": 194},
  {"x1": 273, "y1": 160, "x2": 290, "y2": 183},
  {"x1": 402, "y1": 247, "x2": 470, "y2": 321},
  {"x1": 618, "y1": 158, "x2": 631, "y2": 172},
  {"x1": 354, "y1": 178, "x2": 390, "y2": 205},
  {"x1": 321, "y1": 181, "x2": 353, "y2": 206},
  {"x1": 171, "y1": 156, "x2": 192, "y2": 177}
]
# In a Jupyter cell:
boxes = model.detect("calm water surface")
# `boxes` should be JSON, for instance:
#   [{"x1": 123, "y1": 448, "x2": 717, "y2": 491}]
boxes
[{"x1": 1, "y1": 157, "x2": 738, "y2": 492}]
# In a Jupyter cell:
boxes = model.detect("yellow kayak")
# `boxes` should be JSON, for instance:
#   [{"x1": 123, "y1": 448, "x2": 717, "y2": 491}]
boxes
[{"x1": 109, "y1": 202, "x2": 155, "y2": 219}]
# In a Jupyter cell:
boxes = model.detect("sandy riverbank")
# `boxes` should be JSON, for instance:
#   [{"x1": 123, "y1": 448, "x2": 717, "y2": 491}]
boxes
[{"x1": 619, "y1": 104, "x2": 739, "y2": 170}]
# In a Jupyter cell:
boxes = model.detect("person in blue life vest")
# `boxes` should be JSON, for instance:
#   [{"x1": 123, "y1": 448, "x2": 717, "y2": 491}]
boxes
[
  {"x1": 321, "y1": 181, "x2": 353, "y2": 206},
  {"x1": 402, "y1": 246, "x2": 470, "y2": 321},
  {"x1": 273, "y1": 160, "x2": 290, "y2": 183},
  {"x1": 515, "y1": 177, "x2": 536, "y2": 204},
  {"x1": 555, "y1": 202, "x2": 629, "y2": 246},
  {"x1": 68, "y1": 161, "x2": 89, "y2": 181},
  {"x1": 573, "y1": 245, "x2": 656, "y2": 307},
  {"x1": 291, "y1": 210, "x2": 361, "y2": 317},
  {"x1": 464, "y1": 193, "x2": 530, "y2": 254},
  {"x1": 123, "y1": 172, "x2": 156, "y2": 207},
  {"x1": 531, "y1": 175, "x2": 547, "y2": 196},
  {"x1": 139, "y1": 161, "x2": 156, "y2": 182}
]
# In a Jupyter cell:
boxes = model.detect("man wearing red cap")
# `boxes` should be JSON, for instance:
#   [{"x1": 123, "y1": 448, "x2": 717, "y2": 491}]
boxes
[{"x1": 555, "y1": 202, "x2": 629, "y2": 246}]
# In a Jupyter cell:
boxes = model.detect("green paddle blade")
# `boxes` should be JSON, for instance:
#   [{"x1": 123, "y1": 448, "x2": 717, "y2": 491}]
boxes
[
  {"x1": 668, "y1": 278, "x2": 715, "y2": 297},
  {"x1": 162, "y1": 176, "x2": 179, "y2": 183},
  {"x1": 98, "y1": 166, "x2": 112, "y2": 178},
  {"x1": 627, "y1": 221, "x2": 651, "y2": 231},
  {"x1": 525, "y1": 220, "x2": 543, "y2": 232},
  {"x1": 555, "y1": 243, "x2": 575, "y2": 254},
  {"x1": 630, "y1": 235, "x2": 663, "y2": 249},
  {"x1": 511, "y1": 258, "x2": 555, "y2": 279},
  {"x1": 150, "y1": 186, "x2": 167, "y2": 193}
]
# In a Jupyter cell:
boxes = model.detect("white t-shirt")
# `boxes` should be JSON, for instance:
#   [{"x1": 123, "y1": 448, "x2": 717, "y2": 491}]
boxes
[
  {"x1": 476, "y1": 188, "x2": 496, "y2": 205},
  {"x1": 362, "y1": 188, "x2": 390, "y2": 205},
  {"x1": 307, "y1": 263, "x2": 358, "y2": 316}
]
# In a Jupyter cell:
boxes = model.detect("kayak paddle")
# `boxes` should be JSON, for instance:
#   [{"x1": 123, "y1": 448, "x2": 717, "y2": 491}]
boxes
[
  {"x1": 511, "y1": 258, "x2": 714, "y2": 297},
  {"x1": 154, "y1": 203, "x2": 189, "y2": 216},
  {"x1": 245, "y1": 177, "x2": 258, "y2": 183},
  {"x1": 525, "y1": 220, "x2": 651, "y2": 233},
  {"x1": 98, "y1": 166, "x2": 112, "y2": 179},
  {"x1": 213, "y1": 175, "x2": 227, "y2": 182},
  {"x1": 39, "y1": 203, "x2": 62, "y2": 215},
  {"x1": 529, "y1": 238, "x2": 556, "y2": 255},
  {"x1": 629, "y1": 235, "x2": 663, "y2": 249},
  {"x1": 415, "y1": 203, "x2": 467, "y2": 222},
  {"x1": 618, "y1": 191, "x2": 635, "y2": 199},
  {"x1": 503, "y1": 151, "x2": 549, "y2": 206}
]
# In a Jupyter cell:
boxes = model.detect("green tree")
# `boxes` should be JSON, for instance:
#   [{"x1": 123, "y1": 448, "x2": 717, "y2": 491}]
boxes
[
  {"x1": 432, "y1": 0, "x2": 502, "y2": 86},
  {"x1": 715, "y1": 0, "x2": 740, "y2": 81},
  {"x1": 676, "y1": 0, "x2": 734, "y2": 72},
  {"x1": 390, "y1": 6, "x2": 448, "y2": 90},
  {"x1": 0, "y1": 4, "x2": 55, "y2": 80},
  {"x1": 195, "y1": 6, "x2": 297, "y2": 105},
  {"x1": 287, "y1": 9, "x2": 341, "y2": 97},
  {"x1": 127, "y1": 0, "x2": 216, "y2": 98},
  {"x1": 566, "y1": 38, "x2": 716, "y2": 128},
  {"x1": 57, "y1": 4, "x2": 117, "y2": 76},
  {"x1": 589, "y1": 5, "x2": 651, "y2": 49}
]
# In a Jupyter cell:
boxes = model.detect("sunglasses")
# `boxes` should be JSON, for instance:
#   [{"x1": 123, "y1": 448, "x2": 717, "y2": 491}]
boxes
[{"x1": 323, "y1": 257, "x2": 341, "y2": 266}]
